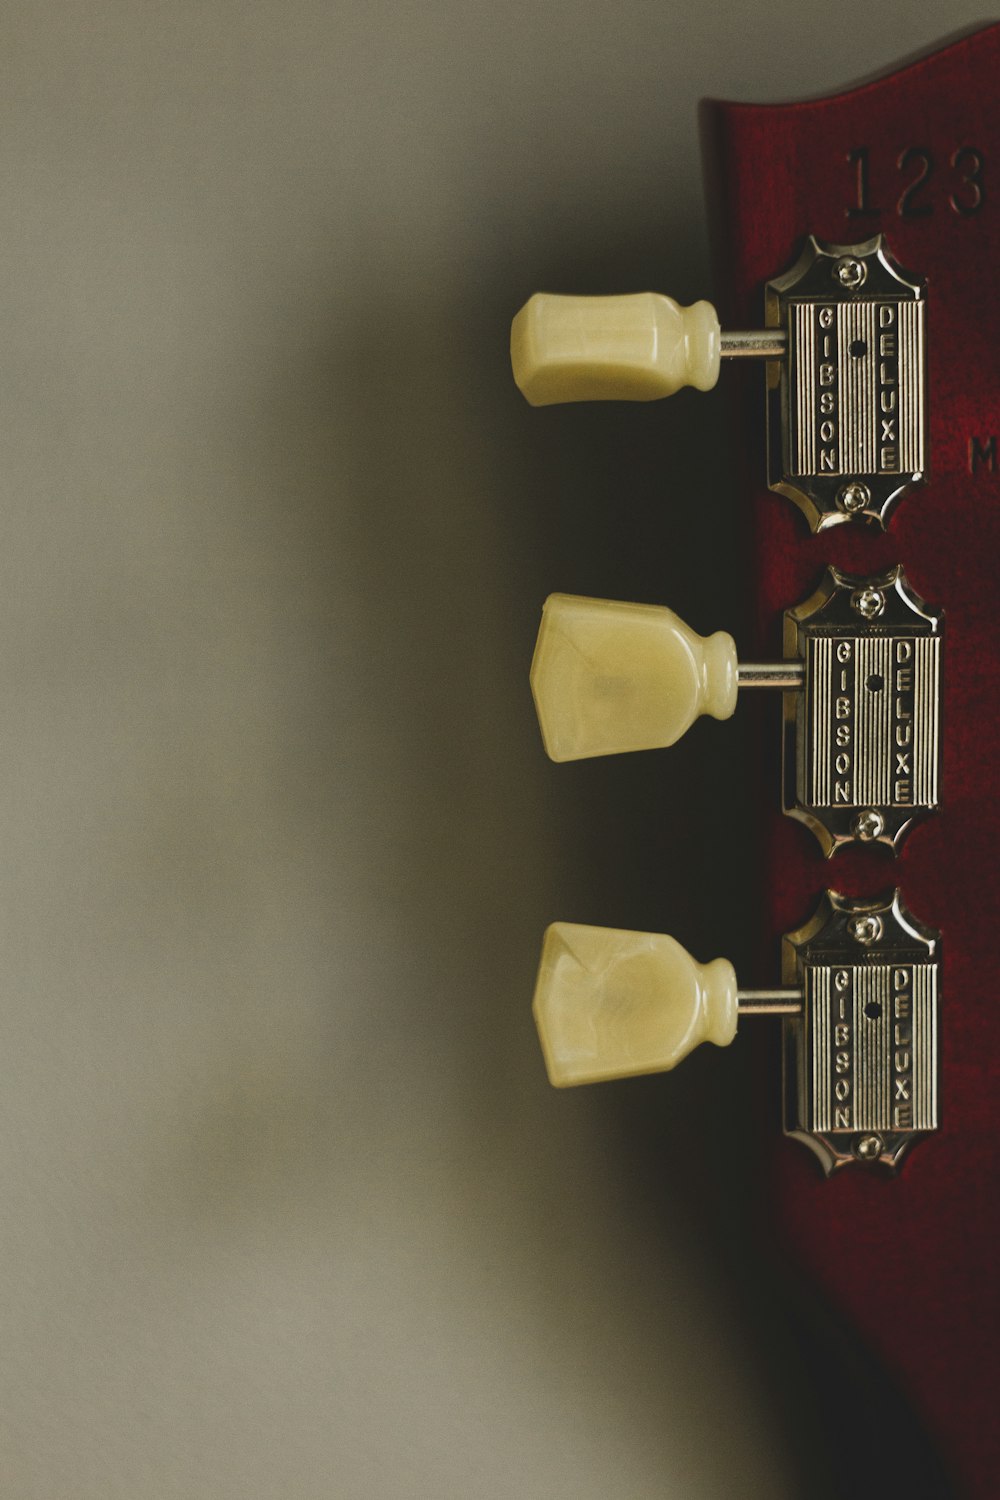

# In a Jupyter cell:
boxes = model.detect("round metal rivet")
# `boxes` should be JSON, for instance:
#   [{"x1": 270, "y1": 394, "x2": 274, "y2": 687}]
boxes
[
  {"x1": 834, "y1": 256, "x2": 867, "y2": 290},
  {"x1": 852, "y1": 809, "x2": 885, "y2": 842},
  {"x1": 849, "y1": 913, "x2": 883, "y2": 946},
  {"x1": 837, "y1": 481, "x2": 871, "y2": 514},
  {"x1": 852, "y1": 587, "x2": 885, "y2": 620},
  {"x1": 855, "y1": 1133, "x2": 883, "y2": 1162}
]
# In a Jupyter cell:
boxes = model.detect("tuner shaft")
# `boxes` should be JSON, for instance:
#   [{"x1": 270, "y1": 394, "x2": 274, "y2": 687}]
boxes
[
  {"x1": 720, "y1": 329, "x2": 787, "y2": 360},
  {"x1": 737, "y1": 661, "x2": 804, "y2": 690},
  {"x1": 737, "y1": 988, "x2": 802, "y2": 1016}
]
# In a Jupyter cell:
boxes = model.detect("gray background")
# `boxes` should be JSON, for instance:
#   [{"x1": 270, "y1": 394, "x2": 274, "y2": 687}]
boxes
[{"x1": 0, "y1": 6, "x2": 976, "y2": 1498}]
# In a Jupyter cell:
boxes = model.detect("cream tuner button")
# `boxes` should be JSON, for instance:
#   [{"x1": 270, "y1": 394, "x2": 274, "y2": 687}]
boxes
[
  {"x1": 533, "y1": 921, "x2": 740, "y2": 1086},
  {"x1": 510, "y1": 292, "x2": 723, "y2": 404},
  {"x1": 530, "y1": 593, "x2": 739, "y2": 761}
]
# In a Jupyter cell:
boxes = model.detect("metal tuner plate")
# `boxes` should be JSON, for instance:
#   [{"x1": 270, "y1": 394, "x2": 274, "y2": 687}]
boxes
[
  {"x1": 765, "y1": 234, "x2": 926, "y2": 531},
  {"x1": 781, "y1": 890, "x2": 940, "y2": 1175},
  {"x1": 783, "y1": 564, "x2": 943, "y2": 856}
]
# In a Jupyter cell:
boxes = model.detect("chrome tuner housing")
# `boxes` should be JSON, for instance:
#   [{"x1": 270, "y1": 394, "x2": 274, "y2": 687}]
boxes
[
  {"x1": 765, "y1": 234, "x2": 926, "y2": 531},
  {"x1": 783, "y1": 564, "x2": 942, "y2": 856},
  {"x1": 781, "y1": 890, "x2": 940, "y2": 1175}
]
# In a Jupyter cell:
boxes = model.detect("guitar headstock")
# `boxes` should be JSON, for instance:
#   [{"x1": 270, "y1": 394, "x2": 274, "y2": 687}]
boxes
[
  {"x1": 703, "y1": 30, "x2": 1000, "y2": 1499},
  {"x1": 516, "y1": 25, "x2": 1000, "y2": 1499}
]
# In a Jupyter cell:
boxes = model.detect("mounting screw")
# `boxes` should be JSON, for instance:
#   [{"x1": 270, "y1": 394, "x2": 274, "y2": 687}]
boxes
[
  {"x1": 855, "y1": 1133, "x2": 883, "y2": 1162},
  {"x1": 852, "y1": 587, "x2": 885, "y2": 620},
  {"x1": 852, "y1": 809, "x2": 885, "y2": 842},
  {"x1": 849, "y1": 913, "x2": 883, "y2": 946},
  {"x1": 837, "y1": 481, "x2": 871, "y2": 515},
  {"x1": 834, "y1": 256, "x2": 867, "y2": 290}
]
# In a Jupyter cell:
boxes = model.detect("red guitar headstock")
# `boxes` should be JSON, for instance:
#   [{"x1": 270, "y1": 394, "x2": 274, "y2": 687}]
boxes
[
  {"x1": 702, "y1": 27, "x2": 1000, "y2": 1499},
  {"x1": 516, "y1": 24, "x2": 999, "y2": 1498}
]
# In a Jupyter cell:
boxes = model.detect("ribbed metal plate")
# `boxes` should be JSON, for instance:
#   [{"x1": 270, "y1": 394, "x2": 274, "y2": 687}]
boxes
[
  {"x1": 790, "y1": 299, "x2": 925, "y2": 478},
  {"x1": 807, "y1": 634, "x2": 940, "y2": 810},
  {"x1": 807, "y1": 962, "x2": 937, "y2": 1134}
]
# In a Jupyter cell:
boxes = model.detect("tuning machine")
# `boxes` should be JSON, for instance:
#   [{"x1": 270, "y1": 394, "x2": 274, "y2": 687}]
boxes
[
  {"x1": 534, "y1": 889, "x2": 939, "y2": 1175},
  {"x1": 512, "y1": 234, "x2": 926, "y2": 531},
  {"x1": 530, "y1": 565, "x2": 942, "y2": 855}
]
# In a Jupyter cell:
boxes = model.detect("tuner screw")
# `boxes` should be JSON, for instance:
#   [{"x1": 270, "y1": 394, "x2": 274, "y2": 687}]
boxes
[
  {"x1": 833, "y1": 256, "x2": 867, "y2": 290},
  {"x1": 837, "y1": 481, "x2": 870, "y2": 515},
  {"x1": 852, "y1": 587, "x2": 885, "y2": 620},
  {"x1": 851, "y1": 809, "x2": 885, "y2": 842},
  {"x1": 849, "y1": 913, "x2": 883, "y2": 946},
  {"x1": 854, "y1": 1133, "x2": 883, "y2": 1162}
]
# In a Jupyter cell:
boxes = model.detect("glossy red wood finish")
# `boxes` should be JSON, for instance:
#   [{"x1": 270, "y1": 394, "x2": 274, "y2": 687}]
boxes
[{"x1": 703, "y1": 28, "x2": 1000, "y2": 1499}]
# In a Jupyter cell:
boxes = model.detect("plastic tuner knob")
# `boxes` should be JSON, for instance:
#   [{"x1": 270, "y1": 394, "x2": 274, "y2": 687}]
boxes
[
  {"x1": 533, "y1": 921, "x2": 739, "y2": 1086},
  {"x1": 511, "y1": 292, "x2": 722, "y2": 405},
  {"x1": 530, "y1": 593, "x2": 738, "y2": 762}
]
